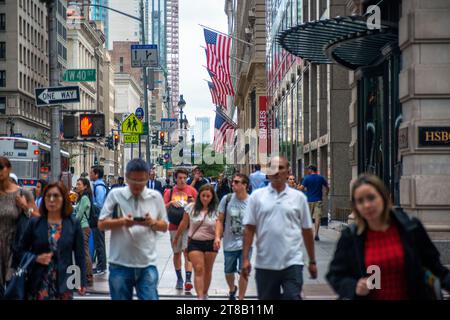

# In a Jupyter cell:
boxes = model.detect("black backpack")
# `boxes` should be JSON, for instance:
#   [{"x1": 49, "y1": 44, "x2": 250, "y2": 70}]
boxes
[
  {"x1": 166, "y1": 187, "x2": 185, "y2": 226},
  {"x1": 222, "y1": 193, "x2": 233, "y2": 231}
]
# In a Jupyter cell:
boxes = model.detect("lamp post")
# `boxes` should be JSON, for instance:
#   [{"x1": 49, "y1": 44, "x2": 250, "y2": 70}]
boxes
[{"x1": 178, "y1": 94, "x2": 186, "y2": 130}]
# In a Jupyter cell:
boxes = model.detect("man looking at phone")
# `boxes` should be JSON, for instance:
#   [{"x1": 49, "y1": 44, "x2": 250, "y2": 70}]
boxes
[
  {"x1": 98, "y1": 159, "x2": 168, "y2": 300},
  {"x1": 164, "y1": 168, "x2": 197, "y2": 291}
]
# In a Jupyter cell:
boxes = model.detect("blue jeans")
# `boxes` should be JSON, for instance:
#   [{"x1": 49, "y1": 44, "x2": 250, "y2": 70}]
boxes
[
  {"x1": 108, "y1": 264, "x2": 159, "y2": 300},
  {"x1": 224, "y1": 248, "x2": 253, "y2": 275}
]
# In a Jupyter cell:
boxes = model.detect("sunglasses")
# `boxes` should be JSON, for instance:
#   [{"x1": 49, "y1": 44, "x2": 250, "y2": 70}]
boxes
[
  {"x1": 354, "y1": 193, "x2": 377, "y2": 205},
  {"x1": 232, "y1": 180, "x2": 243, "y2": 185}
]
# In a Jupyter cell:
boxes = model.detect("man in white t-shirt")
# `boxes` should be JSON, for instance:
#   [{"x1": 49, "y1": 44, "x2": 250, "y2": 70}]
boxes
[
  {"x1": 98, "y1": 159, "x2": 168, "y2": 300},
  {"x1": 242, "y1": 156, "x2": 317, "y2": 300}
]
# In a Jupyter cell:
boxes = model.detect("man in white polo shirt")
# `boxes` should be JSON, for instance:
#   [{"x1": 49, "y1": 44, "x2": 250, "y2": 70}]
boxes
[
  {"x1": 242, "y1": 156, "x2": 317, "y2": 300},
  {"x1": 98, "y1": 159, "x2": 168, "y2": 300}
]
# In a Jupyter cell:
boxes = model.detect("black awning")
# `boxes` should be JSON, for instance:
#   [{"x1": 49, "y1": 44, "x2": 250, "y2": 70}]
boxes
[{"x1": 277, "y1": 16, "x2": 398, "y2": 70}]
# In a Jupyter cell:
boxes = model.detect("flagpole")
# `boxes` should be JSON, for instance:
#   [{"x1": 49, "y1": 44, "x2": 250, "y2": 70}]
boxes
[
  {"x1": 201, "y1": 45, "x2": 249, "y2": 64},
  {"x1": 200, "y1": 24, "x2": 253, "y2": 46}
]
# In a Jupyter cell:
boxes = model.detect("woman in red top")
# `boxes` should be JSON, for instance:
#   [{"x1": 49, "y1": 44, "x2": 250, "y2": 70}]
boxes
[{"x1": 327, "y1": 174, "x2": 450, "y2": 300}]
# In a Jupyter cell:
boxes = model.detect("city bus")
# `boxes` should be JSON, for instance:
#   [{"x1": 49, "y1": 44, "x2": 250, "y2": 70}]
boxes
[{"x1": 0, "y1": 136, "x2": 70, "y2": 187}]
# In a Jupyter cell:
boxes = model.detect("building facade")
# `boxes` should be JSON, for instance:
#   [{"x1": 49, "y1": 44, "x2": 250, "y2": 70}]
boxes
[
  {"x1": 66, "y1": 18, "x2": 108, "y2": 178},
  {"x1": 277, "y1": 0, "x2": 450, "y2": 261},
  {"x1": 267, "y1": 0, "x2": 352, "y2": 219},
  {"x1": 195, "y1": 117, "x2": 211, "y2": 145},
  {"x1": 225, "y1": 0, "x2": 267, "y2": 175},
  {"x1": 90, "y1": 0, "x2": 110, "y2": 49},
  {"x1": 0, "y1": 0, "x2": 68, "y2": 142}
]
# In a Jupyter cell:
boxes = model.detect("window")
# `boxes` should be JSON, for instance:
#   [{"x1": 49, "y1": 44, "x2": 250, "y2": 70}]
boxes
[
  {"x1": 0, "y1": 42, "x2": 5, "y2": 59},
  {"x1": 0, "y1": 97, "x2": 5, "y2": 114},
  {"x1": 0, "y1": 14, "x2": 5, "y2": 30},
  {"x1": 0, "y1": 71, "x2": 6, "y2": 87}
]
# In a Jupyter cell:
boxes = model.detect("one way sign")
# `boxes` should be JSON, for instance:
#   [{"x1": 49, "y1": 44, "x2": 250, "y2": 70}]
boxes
[
  {"x1": 131, "y1": 44, "x2": 158, "y2": 68},
  {"x1": 35, "y1": 86, "x2": 81, "y2": 107}
]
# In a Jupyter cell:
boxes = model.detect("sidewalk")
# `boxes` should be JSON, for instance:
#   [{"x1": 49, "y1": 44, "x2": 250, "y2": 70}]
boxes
[{"x1": 87, "y1": 226, "x2": 340, "y2": 299}]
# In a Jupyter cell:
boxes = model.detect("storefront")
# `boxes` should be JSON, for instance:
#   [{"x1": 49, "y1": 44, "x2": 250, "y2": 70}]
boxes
[
  {"x1": 278, "y1": 8, "x2": 400, "y2": 202},
  {"x1": 279, "y1": 0, "x2": 450, "y2": 259}
]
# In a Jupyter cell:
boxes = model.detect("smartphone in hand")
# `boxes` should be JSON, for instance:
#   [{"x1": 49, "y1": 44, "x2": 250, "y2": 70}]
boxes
[{"x1": 133, "y1": 217, "x2": 146, "y2": 222}]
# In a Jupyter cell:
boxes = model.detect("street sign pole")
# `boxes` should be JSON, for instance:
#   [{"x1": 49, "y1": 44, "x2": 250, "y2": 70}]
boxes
[
  {"x1": 48, "y1": 1, "x2": 61, "y2": 182},
  {"x1": 140, "y1": 0, "x2": 151, "y2": 165}
]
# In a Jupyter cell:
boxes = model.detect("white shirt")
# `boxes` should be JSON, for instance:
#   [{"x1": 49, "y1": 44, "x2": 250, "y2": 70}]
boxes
[
  {"x1": 243, "y1": 183, "x2": 312, "y2": 270},
  {"x1": 99, "y1": 186, "x2": 167, "y2": 268}
]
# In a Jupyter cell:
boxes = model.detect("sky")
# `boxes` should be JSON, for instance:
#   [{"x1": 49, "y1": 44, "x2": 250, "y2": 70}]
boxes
[{"x1": 179, "y1": 0, "x2": 228, "y2": 141}]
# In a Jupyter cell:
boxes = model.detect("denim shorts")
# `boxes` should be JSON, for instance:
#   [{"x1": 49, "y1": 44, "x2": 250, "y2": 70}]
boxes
[
  {"x1": 224, "y1": 248, "x2": 253, "y2": 275},
  {"x1": 187, "y1": 239, "x2": 218, "y2": 253}
]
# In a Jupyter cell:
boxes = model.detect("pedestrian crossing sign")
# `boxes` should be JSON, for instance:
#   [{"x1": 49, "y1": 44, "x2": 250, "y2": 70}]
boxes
[{"x1": 121, "y1": 113, "x2": 143, "y2": 134}]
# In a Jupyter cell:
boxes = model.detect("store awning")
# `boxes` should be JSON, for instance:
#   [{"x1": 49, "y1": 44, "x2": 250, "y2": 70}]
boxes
[{"x1": 277, "y1": 16, "x2": 398, "y2": 70}]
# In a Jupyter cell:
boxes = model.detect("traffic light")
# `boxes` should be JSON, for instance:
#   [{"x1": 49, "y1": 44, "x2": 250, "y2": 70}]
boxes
[
  {"x1": 114, "y1": 133, "x2": 120, "y2": 147},
  {"x1": 106, "y1": 136, "x2": 114, "y2": 150},
  {"x1": 79, "y1": 114, "x2": 105, "y2": 138},
  {"x1": 159, "y1": 131, "x2": 165, "y2": 145},
  {"x1": 151, "y1": 131, "x2": 159, "y2": 145}
]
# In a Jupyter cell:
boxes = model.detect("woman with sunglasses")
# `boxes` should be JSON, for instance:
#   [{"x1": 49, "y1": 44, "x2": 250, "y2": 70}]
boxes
[
  {"x1": 326, "y1": 174, "x2": 450, "y2": 299},
  {"x1": 173, "y1": 184, "x2": 220, "y2": 299},
  {"x1": 0, "y1": 157, "x2": 37, "y2": 298},
  {"x1": 19, "y1": 182, "x2": 86, "y2": 300}
]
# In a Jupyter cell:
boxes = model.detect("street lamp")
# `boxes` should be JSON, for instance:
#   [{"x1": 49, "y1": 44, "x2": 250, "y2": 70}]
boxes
[{"x1": 178, "y1": 94, "x2": 186, "y2": 130}]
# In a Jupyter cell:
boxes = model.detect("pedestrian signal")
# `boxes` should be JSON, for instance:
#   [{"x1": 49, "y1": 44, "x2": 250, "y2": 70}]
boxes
[{"x1": 79, "y1": 114, "x2": 105, "y2": 138}]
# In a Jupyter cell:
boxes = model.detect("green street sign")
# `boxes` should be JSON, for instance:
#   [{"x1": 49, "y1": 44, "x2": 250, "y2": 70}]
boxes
[
  {"x1": 64, "y1": 69, "x2": 96, "y2": 82},
  {"x1": 124, "y1": 134, "x2": 139, "y2": 144},
  {"x1": 143, "y1": 122, "x2": 149, "y2": 135}
]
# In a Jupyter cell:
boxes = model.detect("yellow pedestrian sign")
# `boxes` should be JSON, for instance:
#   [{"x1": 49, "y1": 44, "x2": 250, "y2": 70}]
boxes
[
  {"x1": 124, "y1": 135, "x2": 139, "y2": 144},
  {"x1": 121, "y1": 113, "x2": 143, "y2": 134}
]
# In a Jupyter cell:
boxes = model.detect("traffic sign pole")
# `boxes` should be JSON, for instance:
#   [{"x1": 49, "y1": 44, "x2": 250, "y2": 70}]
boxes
[
  {"x1": 48, "y1": 2, "x2": 61, "y2": 183},
  {"x1": 140, "y1": 1, "x2": 151, "y2": 166}
]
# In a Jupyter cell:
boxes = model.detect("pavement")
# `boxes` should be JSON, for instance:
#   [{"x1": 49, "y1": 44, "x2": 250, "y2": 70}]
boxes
[{"x1": 84, "y1": 224, "x2": 341, "y2": 300}]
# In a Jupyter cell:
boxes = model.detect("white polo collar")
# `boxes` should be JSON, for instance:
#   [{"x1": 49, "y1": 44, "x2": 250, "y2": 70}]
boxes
[{"x1": 268, "y1": 183, "x2": 289, "y2": 197}]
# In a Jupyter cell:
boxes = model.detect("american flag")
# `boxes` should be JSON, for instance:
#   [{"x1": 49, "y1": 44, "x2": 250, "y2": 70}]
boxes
[
  {"x1": 208, "y1": 69, "x2": 233, "y2": 96},
  {"x1": 205, "y1": 49, "x2": 234, "y2": 94},
  {"x1": 204, "y1": 28, "x2": 231, "y2": 76},
  {"x1": 213, "y1": 111, "x2": 235, "y2": 153},
  {"x1": 208, "y1": 81, "x2": 227, "y2": 108}
]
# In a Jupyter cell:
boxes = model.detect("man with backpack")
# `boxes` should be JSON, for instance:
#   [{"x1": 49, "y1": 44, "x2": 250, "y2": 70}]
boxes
[
  {"x1": 214, "y1": 173, "x2": 251, "y2": 300},
  {"x1": 90, "y1": 166, "x2": 109, "y2": 275},
  {"x1": 163, "y1": 168, "x2": 197, "y2": 291}
]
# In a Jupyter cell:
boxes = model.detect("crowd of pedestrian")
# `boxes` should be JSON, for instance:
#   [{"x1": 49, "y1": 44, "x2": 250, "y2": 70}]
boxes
[{"x1": 1, "y1": 154, "x2": 449, "y2": 301}]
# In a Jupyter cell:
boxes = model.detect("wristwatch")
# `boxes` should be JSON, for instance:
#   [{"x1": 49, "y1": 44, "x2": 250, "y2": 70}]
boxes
[{"x1": 309, "y1": 260, "x2": 317, "y2": 265}]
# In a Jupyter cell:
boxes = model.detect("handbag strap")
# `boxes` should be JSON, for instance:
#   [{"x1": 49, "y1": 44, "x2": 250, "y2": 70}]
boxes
[{"x1": 189, "y1": 208, "x2": 208, "y2": 240}]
